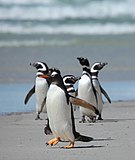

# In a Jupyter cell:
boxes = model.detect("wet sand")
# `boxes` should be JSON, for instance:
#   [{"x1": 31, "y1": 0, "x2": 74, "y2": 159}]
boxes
[{"x1": 0, "y1": 100, "x2": 135, "y2": 160}]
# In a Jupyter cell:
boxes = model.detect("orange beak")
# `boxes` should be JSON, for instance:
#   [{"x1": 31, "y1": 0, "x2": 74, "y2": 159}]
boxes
[{"x1": 39, "y1": 75, "x2": 49, "y2": 79}]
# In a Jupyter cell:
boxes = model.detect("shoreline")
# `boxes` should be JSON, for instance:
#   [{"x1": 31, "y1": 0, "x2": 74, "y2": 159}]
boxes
[
  {"x1": 0, "y1": 100, "x2": 135, "y2": 160},
  {"x1": 0, "y1": 99, "x2": 135, "y2": 116}
]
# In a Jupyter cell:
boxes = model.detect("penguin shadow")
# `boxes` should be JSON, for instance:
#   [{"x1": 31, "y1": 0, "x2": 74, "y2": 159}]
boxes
[
  {"x1": 72, "y1": 145, "x2": 104, "y2": 149},
  {"x1": 46, "y1": 144, "x2": 104, "y2": 149},
  {"x1": 58, "y1": 145, "x2": 104, "y2": 149},
  {"x1": 72, "y1": 137, "x2": 114, "y2": 149},
  {"x1": 59, "y1": 138, "x2": 113, "y2": 149}
]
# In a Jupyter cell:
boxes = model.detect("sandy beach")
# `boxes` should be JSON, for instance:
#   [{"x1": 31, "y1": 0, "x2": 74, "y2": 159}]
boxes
[{"x1": 0, "y1": 100, "x2": 135, "y2": 160}]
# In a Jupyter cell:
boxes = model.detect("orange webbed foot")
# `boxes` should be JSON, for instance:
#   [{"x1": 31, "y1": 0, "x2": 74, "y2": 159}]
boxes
[
  {"x1": 46, "y1": 137, "x2": 60, "y2": 146},
  {"x1": 63, "y1": 142, "x2": 74, "y2": 149}
]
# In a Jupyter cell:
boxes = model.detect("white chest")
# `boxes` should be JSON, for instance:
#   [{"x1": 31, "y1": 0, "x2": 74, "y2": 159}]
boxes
[{"x1": 46, "y1": 84, "x2": 73, "y2": 140}]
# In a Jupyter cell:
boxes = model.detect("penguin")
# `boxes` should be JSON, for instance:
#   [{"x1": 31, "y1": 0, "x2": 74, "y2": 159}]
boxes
[
  {"x1": 45, "y1": 69, "x2": 94, "y2": 142},
  {"x1": 24, "y1": 61, "x2": 52, "y2": 134},
  {"x1": 63, "y1": 74, "x2": 78, "y2": 111},
  {"x1": 90, "y1": 62, "x2": 111, "y2": 120},
  {"x1": 63, "y1": 75, "x2": 78, "y2": 97},
  {"x1": 24, "y1": 61, "x2": 49, "y2": 120},
  {"x1": 77, "y1": 57, "x2": 98, "y2": 123},
  {"x1": 41, "y1": 69, "x2": 99, "y2": 148},
  {"x1": 63, "y1": 74, "x2": 93, "y2": 142}
]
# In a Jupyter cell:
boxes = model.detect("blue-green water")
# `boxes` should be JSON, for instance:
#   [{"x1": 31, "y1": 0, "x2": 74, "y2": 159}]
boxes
[
  {"x1": 0, "y1": 84, "x2": 35, "y2": 114},
  {"x1": 0, "y1": 0, "x2": 135, "y2": 47},
  {"x1": 0, "y1": 81, "x2": 135, "y2": 114}
]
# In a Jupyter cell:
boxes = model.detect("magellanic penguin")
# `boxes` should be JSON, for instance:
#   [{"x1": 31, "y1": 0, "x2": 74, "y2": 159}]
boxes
[
  {"x1": 63, "y1": 74, "x2": 78, "y2": 111},
  {"x1": 90, "y1": 62, "x2": 111, "y2": 120},
  {"x1": 24, "y1": 61, "x2": 50, "y2": 120},
  {"x1": 77, "y1": 57, "x2": 98, "y2": 123},
  {"x1": 41, "y1": 69, "x2": 98, "y2": 148},
  {"x1": 63, "y1": 74, "x2": 93, "y2": 142}
]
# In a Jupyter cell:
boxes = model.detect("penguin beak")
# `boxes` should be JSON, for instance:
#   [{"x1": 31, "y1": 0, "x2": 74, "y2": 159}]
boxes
[
  {"x1": 98, "y1": 62, "x2": 108, "y2": 70},
  {"x1": 39, "y1": 75, "x2": 49, "y2": 79},
  {"x1": 30, "y1": 62, "x2": 37, "y2": 68},
  {"x1": 77, "y1": 57, "x2": 81, "y2": 61},
  {"x1": 103, "y1": 62, "x2": 108, "y2": 66}
]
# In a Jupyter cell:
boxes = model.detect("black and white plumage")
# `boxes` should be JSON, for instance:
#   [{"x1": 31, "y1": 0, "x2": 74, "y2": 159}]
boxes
[
  {"x1": 63, "y1": 75, "x2": 78, "y2": 96},
  {"x1": 24, "y1": 61, "x2": 49, "y2": 120},
  {"x1": 77, "y1": 57, "x2": 98, "y2": 123},
  {"x1": 42, "y1": 69, "x2": 98, "y2": 148},
  {"x1": 63, "y1": 74, "x2": 78, "y2": 110},
  {"x1": 63, "y1": 74, "x2": 93, "y2": 142},
  {"x1": 90, "y1": 62, "x2": 111, "y2": 120}
]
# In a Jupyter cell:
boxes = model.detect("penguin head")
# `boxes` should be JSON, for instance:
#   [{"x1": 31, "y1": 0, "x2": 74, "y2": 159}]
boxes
[
  {"x1": 91, "y1": 62, "x2": 108, "y2": 73},
  {"x1": 49, "y1": 67, "x2": 61, "y2": 75},
  {"x1": 63, "y1": 75, "x2": 79, "y2": 86},
  {"x1": 30, "y1": 61, "x2": 49, "y2": 76},
  {"x1": 77, "y1": 57, "x2": 90, "y2": 67},
  {"x1": 41, "y1": 67, "x2": 62, "y2": 84},
  {"x1": 41, "y1": 68, "x2": 70, "y2": 104}
]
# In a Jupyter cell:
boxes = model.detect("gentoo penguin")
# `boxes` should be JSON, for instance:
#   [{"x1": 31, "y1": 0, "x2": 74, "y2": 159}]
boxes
[
  {"x1": 45, "y1": 69, "x2": 93, "y2": 142},
  {"x1": 41, "y1": 69, "x2": 98, "y2": 148},
  {"x1": 24, "y1": 61, "x2": 49, "y2": 120},
  {"x1": 77, "y1": 57, "x2": 98, "y2": 123},
  {"x1": 90, "y1": 62, "x2": 111, "y2": 120}
]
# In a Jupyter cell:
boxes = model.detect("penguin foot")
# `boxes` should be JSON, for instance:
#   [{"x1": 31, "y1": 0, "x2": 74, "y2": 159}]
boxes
[
  {"x1": 44, "y1": 126, "x2": 52, "y2": 135},
  {"x1": 46, "y1": 137, "x2": 60, "y2": 146},
  {"x1": 35, "y1": 114, "x2": 43, "y2": 120},
  {"x1": 98, "y1": 117, "x2": 103, "y2": 120},
  {"x1": 79, "y1": 117, "x2": 86, "y2": 123},
  {"x1": 35, "y1": 117, "x2": 43, "y2": 120},
  {"x1": 81, "y1": 115, "x2": 87, "y2": 123},
  {"x1": 89, "y1": 116, "x2": 96, "y2": 123},
  {"x1": 79, "y1": 120, "x2": 85, "y2": 123},
  {"x1": 63, "y1": 142, "x2": 74, "y2": 149},
  {"x1": 98, "y1": 115, "x2": 103, "y2": 120}
]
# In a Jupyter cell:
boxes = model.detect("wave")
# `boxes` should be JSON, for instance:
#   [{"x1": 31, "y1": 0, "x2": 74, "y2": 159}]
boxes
[
  {"x1": 0, "y1": 23, "x2": 135, "y2": 35},
  {"x1": 0, "y1": 1, "x2": 135, "y2": 20},
  {"x1": 0, "y1": 0, "x2": 135, "y2": 35},
  {"x1": 0, "y1": 39, "x2": 78, "y2": 47}
]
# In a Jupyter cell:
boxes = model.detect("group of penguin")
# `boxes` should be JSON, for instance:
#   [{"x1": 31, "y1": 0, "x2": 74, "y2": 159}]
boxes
[{"x1": 24, "y1": 57, "x2": 111, "y2": 149}]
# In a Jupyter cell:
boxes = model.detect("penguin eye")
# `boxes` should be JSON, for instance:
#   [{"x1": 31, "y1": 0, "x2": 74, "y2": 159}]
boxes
[{"x1": 51, "y1": 71, "x2": 57, "y2": 77}]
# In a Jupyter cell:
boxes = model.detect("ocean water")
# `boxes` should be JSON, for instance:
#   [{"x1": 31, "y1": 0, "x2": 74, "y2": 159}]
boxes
[
  {"x1": 0, "y1": 81, "x2": 135, "y2": 114},
  {"x1": 0, "y1": 84, "x2": 35, "y2": 114},
  {"x1": 1, "y1": 0, "x2": 135, "y2": 114},
  {"x1": 0, "y1": 0, "x2": 135, "y2": 47}
]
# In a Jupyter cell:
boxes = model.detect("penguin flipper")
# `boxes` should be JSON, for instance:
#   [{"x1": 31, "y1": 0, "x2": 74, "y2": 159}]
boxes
[
  {"x1": 75, "y1": 132, "x2": 93, "y2": 142},
  {"x1": 24, "y1": 85, "x2": 35, "y2": 104},
  {"x1": 69, "y1": 96, "x2": 99, "y2": 115},
  {"x1": 100, "y1": 85, "x2": 111, "y2": 103}
]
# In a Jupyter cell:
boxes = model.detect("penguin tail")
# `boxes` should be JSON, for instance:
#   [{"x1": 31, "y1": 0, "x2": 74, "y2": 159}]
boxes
[{"x1": 75, "y1": 132, "x2": 93, "y2": 142}]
